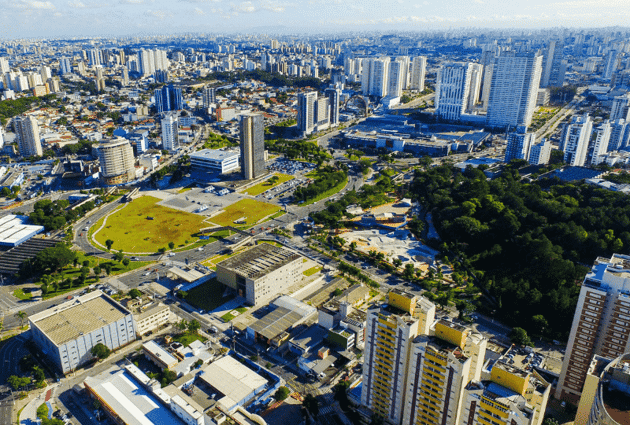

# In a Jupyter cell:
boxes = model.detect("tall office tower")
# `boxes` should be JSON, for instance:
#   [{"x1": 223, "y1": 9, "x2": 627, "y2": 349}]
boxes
[
  {"x1": 402, "y1": 320, "x2": 487, "y2": 425},
  {"x1": 153, "y1": 49, "x2": 168, "y2": 71},
  {"x1": 121, "y1": 68, "x2": 129, "y2": 86},
  {"x1": 461, "y1": 360, "x2": 551, "y2": 425},
  {"x1": 88, "y1": 49, "x2": 100, "y2": 67},
  {"x1": 40, "y1": 66, "x2": 51, "y2": 81},
  {"x1": 387, "y1": 59, "x2": 406, "y2": 98},
  {"x1": 361, "y1": 57, "x2": 390, "y2": 97},
  {"x1": 541, "y1": 40, "x2": 565, "y2": 87},
  {"x1": 161, "y1": 114, "x2": 178, "y2": 151},
  {"x1": 97, "y1": 138, "x2": 136, "y2": 185},
  {"x1": 0, "y1": 57, "x2": 9, "y2": 73},
  {"x1": 486, "y1": 51, "x2": 543, "y2": 129},
  {"x1": 557, "y1": 254, "x2": 630, "y2": 403},
  {"x1": 202, "y1": 86, "x2": 216, "y2": 109},
  {"x1": 410, "y1": 56, "x2": 427, "y2": 91},
  {"x1": 574, "y1": 34, "x2": 584, "y2": 56},
  {"x1": 395, "y1": 56, "x2": 410, "y2": 89},
  {"x1": 315, "y1": 97, "x2": 330, "y2": 128},
  {"x1": 13, "y1": 115, "x2": 42, "y2": 157},
  {"x1": 466, "y1": 63, "x2": 483, "y2": 112},
  {"x1": 361, "y1": 290, "x2": 435, "y2": 424},
  {"x1": 154, "y1": 70, "x2": 168, "y2": 83},
  {"x1": 505, "y1": 127, "x2": 536, "y2": 162},
  {"x1": 59, "y1": 57, "x2": 71, "y2": 75},
  {"x1": 603, "y1": 50, "x2": 620, "y2": 80},
  {"x1": 325, "y1": 86, "x2": 341, "y2": 127},
  {"x1": 529, "y1": 139, "x2": 553, "y2": 165},
  {"x1": 480, "y1": 63, "x2": 494, "y2": 111},
  {"x1": 559, "y1": 114, "x2": 593, "y2": 167},
  {"x1": 138, "y1": 49, "x2": 155, "y2": 77},
  {"x1": 591, "y1": 121, "x2": 612, "y2": 165},
  {"x1": 435, "y1": 62, "x2": 473, "y2": 121},
  {"x1": 610, "y1": 93, "x2": 630, "y2": 121},
  {"x1": 154, "y1": 84, "x2": 183, "y2": 114},
  {"x1": 607, "y1": 119, "x2": 630, "y2": 151},
  {"x1": 239, "y1": 113, "x2": 265, "y2": 180},
  {"x1": 297, "y1": 91, "x2": 317, "y2": 136}
]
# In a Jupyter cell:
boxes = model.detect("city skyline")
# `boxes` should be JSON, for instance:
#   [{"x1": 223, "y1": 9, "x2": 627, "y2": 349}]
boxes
[{"x1": 3, "y1": 0, "x2": 630, "y2": 38}]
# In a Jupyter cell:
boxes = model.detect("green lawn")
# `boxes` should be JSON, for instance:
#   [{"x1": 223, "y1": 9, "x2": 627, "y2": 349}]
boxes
[
  {"x1": 258, "y1": 240, "x2": 283, "y2": 248},
  {"x1": 299, "y1": 175, "x2": 348, "y2": 207},
  {"x1": 93, "y1": 196, "x2": 209, "y2": 253},
  {"x1": 303, "y1": 266, "x2": 322, "y2": 277},
  {"x1": 13, "y1": 289, "x2": 32, "y2": 300},
  {"x1": 244, "y1": 173, "x2": 294, "y2": 196},
  {"x1": 182, "y1": 278, "x2": 234, "y2": 311},
  {"x1": 210, "y1": 199, "x2": 282, "y2": 228},
  {"x1": 221, "y1": 312, "x2": 235, "y2": 322},
  {"x1": 173, "y1": 332, "x2": 207, "y2": 347}
]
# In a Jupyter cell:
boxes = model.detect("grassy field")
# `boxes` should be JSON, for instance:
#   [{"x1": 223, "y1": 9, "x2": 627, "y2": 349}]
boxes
[
  {"x1": 173, "y1": 332, "x2": 207, "y2": 347},
  {"x1": 303, "y1": 266, "x2": 322, "y2": 277},
  {"x1": 299, "y1": 175, "x2": 348, "y2": 207},
  {"x1": 210, "y1": 199, "x2": 282, "y2": 228},
  {"x1": 244, "y1": 173, "x2": 294, "y2": 196},
  {"x1": 13, "y1": 289, "x2": 31, "y2": 300},
  {"x1": 93, "y1": 196, "x2": 209, "y2": 253},
  {"x1": 182, "y1": 278, "x2": 234, "y2": 311}
]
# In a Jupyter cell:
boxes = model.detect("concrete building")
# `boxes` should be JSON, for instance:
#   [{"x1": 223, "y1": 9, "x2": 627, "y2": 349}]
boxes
[
  {"x1": 135, "y1": 303, "x2": 170, "y2": 336},
  {"x1": 161, "y1": 113, "x2": 179, "y2": 151},
  {"x1": 13, "y1": 115, "x2": 42, "y2": 157},
  {"x1": 325, "y1": 86, "x2": 341, "y2": 127},
  {"x1": 143, "y1": 340, "x2": 179, "y2": 370},
  {"x1": 467, "y1": 63, "x2": 483, "y2": 112},
  {"x1": 410, "y1": 56, "x2": 427, "y2": 91},
  {"x1": 610, "y1": 94, "x2": 630, "y2": 121},
  {"x1": 505, "y1": 128, "x2": 536, "y2": 162},
  {"x1": 239, "y1": 113, "x2": 265, "y2": 180},
  {"x1": 603, "y1": 50, "x2": 620, "y2": 80},
  {"x1": 541, "y1": 40, "x2": 565, "y2": 88},
  {"x1": 486, "y1": 51, "x2": 543, "y2": 129},
  {"x1": 30, "y1": 290, "x2": 136, "y2": 374},
  {"x1": 0, "y1": 214, "x2": 44, "y2": 247},
  {"x1": 592, "y1": 122, "x2": 613, "y2": 165},
  {"x1": 559, "y1": 114, "x2": 593, "y2": 167},
  {"x1": 216, "y1": 244, "x2": 306, "y2": 306},
  {"x1": 155, "y1": 84, "x2": 183, "y2": 114},
  {"x1": 202, "y1": 85, "x2": 216, "y2": 109},
  {"x1": 97, "y1": 137, "x2": 136, "y2": 185},
  {"x1": 361, "y1": 290, "x2": 435, "y2": 424},
  {"x1": 435, "y1": 62, "x2": 473, "y2": 122},
  {"x1": 387, "y1": 58, "x2": 406, "y2": 98},
  {"x1": 362, "y1": 57, "x2": 391, "y2": 97},
  {"x1": 190, "y1": 149, "x2": 239, "y2": 174},
  {"x1": 297, "y1": 91, "x2": 317, "y2": 135},
  {"x1": 529, "y1": 139, "x2": 553, "y2": 165},
  {"x1": 557, "y1": 254, "x2": 630, "y2": 403}
]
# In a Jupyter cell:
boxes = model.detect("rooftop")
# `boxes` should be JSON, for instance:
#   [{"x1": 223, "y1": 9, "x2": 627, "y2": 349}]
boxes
[
  {"x1": 30, "y1": 290, "x2": 131, "y2": 346},
  {"x1": 217, "y1": 244, "x2": 301, "y2": 280},
  {"x1": 190, "y1": 149, "x2": 239, "y2": 162},
  {"x1": 248, "y1": 306, "x2": 302, "y2": 341},
  {"x1": 0, "y1": 214, "x2": 44, "y2": 246}
]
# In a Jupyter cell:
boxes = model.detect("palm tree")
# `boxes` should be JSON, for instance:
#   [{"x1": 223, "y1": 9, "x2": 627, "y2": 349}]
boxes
[{"x1": 15, "y1": 311, "x2": 27, "y2": 327}]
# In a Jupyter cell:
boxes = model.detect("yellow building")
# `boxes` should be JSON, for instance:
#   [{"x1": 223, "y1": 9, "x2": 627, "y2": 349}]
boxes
[{"x1": 361, "y1": 290, "x2": 435, "y2": 424}]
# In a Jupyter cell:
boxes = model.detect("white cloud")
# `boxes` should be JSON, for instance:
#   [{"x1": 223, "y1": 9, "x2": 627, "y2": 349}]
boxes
[
  {"x1": 194, "y1": 6, "x2": 204, "y2": 13},
  {"x1": 12, "y1": 0, "x2": 56, "y2": 9},
  {"x1": 121, "y1": 0, "x2": 146, "y2": 4},
  {"x1": 473, "y1": 0, "x2": 484, "y2": 4},
  {"x1": 145, "y1": 9, "x2": 170, "y2": 18},
  {"x1": 231, "y1": 1, "x2": 256, "y2": 13}
]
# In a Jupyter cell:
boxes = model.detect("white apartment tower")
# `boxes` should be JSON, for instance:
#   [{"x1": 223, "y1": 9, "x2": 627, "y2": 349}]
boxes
[
  {"x1": 541, "y1": 40, "x2": 565, "y2": 87},
  {"x1": 528, "y1": 140, "x2": 553, "y2": 165},
  {"x1": 362, "y1": 57, "x2": 390, "y2": 97},
  {"x1": 610, "y1": 93, "x2": 630, "y2": 121},
  {"x1": 591, "y1": 121, "x2": 612, "y2": 165},
  {"x1": 467, "y1": 63, "x2": 483, "y2": 111},
  {"x1": 388, "y1": 59, "x2": 406, "y2": 98},
  {"x1": 0, "y1": 57, "x2": 9, "y2": 74},
  {"x1": 161, "y1": 114, "x2": 178, "y2": 151},
  {"x1": 486, "y1": 51, "x2": 543, "y2": 129},
  {"x1": 435, "y1": 62, "x2": 473, "y2": 122},
  {"x1": 297, "y1": 91, "x2": 317, "y2": 135},
  {"x1": 410, "y1": 56, "x2": 427, "y2": 91},
  {"x1": 13, "y1": 115, "x2": 42, "y2": 157},
  {"x1": 559, "y1": 114, "x2": 593, "y2": 167},
  {"x1": 505, "y1": 128, "x2": 536, "y2": 162}
]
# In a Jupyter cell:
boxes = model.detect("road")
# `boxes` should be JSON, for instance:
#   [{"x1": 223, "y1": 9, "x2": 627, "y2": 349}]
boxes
[
  {"x1": 535, "y1": 95, "x2": 584, "y2": 140},
  {"x1": 390, "y1": 92, "x2": 435, "y2": 110}
]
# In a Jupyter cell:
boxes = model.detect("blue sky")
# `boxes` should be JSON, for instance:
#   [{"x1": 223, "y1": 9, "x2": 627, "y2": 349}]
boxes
[{"x1": 1, "y1": 0, "x2": 629, "y2": 38}]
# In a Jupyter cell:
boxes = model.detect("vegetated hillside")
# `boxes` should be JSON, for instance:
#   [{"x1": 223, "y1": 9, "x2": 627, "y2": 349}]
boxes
[{"x1": 412, "y1": 164, "x2": 630, "y2": 339}]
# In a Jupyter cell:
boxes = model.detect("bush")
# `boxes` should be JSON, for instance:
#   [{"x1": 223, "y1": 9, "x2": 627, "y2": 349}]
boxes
[{"x1": 274, "y1": 386, "x2": 290, "y2": 401}]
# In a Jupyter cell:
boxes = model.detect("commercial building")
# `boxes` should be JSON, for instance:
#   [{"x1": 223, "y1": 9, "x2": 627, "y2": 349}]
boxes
[
  {"x1": 505, "y1": 128, "x2": 536, "y2": 162},
  {"x1": 435, "y1": 62, "x2": 473, "y2": 121},
  {"x1": 161, "y1": 113, "x2": 179, "y2": 151},
  {"x1": 155, "y1": 84, "x2": 183, "y2": 114},
  {"x1": 97, "y1": 137, "x2": 136, "y2": 185},
  {"x1": 190, "y1": 149, "x2": 239, "y2": 174},
  {"x1": 410, "y1": 56, "x2": 427, "y2": 91},
  {"x1": 325, "y1": 86, "x2": 341, "y2": 127},
  {"x1": 297, "y1": 91, "x2": 317, "y2": 135},
  {"x1": 216, "y1": 244, "x2": 306, "y2": 306},
  {"x1": 559, "y1": 114, "x2": 593, "y2": 167},
  {"x1": 13, "y1": 115, "x2": 42, "y2": 157},
  {"x1": 239, "y1": 113, "x2": 265, "y2": 180},
  {"x1": 202, "y1": 85, "x2": 216, "y2": 108},
  {"x1": 135, "y1": 302, "x2": 170, "y2": 336},
  {"x1": 361, "y1": 290, "x2": 435, "y2": 424},
  {"x1": 143, "y1": 340, "x2": 178, "y2": 370},
  {"x1": 0, "y1": 214, "x2": 44, "y2": 247},
  {"x1": 30, "y1": 290, "x2": 136, "y2": 374},
  {"x1": 557, "y1": 254, "x2": 630, "y2": 403},
  {"x1": 528, "y1": 139, "x2": 553, "y2": 165},
  {"x1": 541, "y1": 40, "x2": 565, "y2": 88},
  {"x1": 486, "y1": 51, "x2": 543, "y2": 129}
]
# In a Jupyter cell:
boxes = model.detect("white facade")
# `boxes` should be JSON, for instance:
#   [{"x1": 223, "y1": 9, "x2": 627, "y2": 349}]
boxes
[
  {"x1": 362, "y1": 57, "x2": 390, "y2": 97},
  {"x1": 435, "y1": 62, "x2": 473, "y2": 121},
  {"x1": 467, "y1": 63, "x2": 483, "y2": 112},
  {"x1": 190, "y1": 149, "x2": 239, "y2": 174},
  {"x1": 97, "y1": 137, "x2": 136, "y2": 184},
  {"x1": 505, "y1": 130, "x2": 535, "y2": 162},
  {"x1": 13, "y1": 115, "x2": 42, "y2": 157},
  {"x1": 529, "y1": 140, "x2": 553, "y2": 165},
  {"x1": 297, "y1": 91, "x2": 317, "y2": 135},
  {"x1": 161, "y1": 114, "x2": 179, "y2": 151},
  {"x1": 610, "y1": 94, "x2": 630, "y2": 121},
  {"x1": 410, "y1": 56, "x2": 427, "y2": 91},
  {"x1": 135, "y1": 303, "x2": 171, "y2": 336},
  {"x1": 388, "y1": 59, "x2": 406, "y2": 98},
  {"x1": 559, "y1": 114, "x2": 593, "y2": 167},
  {"x1": 592, "y1": 122, "x2": 612, "y2": 165}
]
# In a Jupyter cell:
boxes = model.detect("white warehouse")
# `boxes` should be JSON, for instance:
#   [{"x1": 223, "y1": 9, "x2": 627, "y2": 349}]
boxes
[{"x1": 190, "y1": 149, "x2": 239, "y2": 174}]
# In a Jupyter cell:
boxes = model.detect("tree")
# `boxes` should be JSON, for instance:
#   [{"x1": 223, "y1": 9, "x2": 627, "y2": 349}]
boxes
[
  {"x1": 543, "y1": 418, "x2": 559, "y2": 425},
  {"x1": 122, "y1": 258, "x2": 130, "y2": 267},
  {"x1": 105, "y1": 239, "x2": 114, "y2": 250},
  {"x1": 82, "y1": 260, "x2": 90, "y2": 267},
  {"x1": 274, "y1": 386, "x2": 290, "y2": 401},
  {"x1": 30, "y1": 244, "x2": 77, "y2": 274},
  {"x1": 32, "y1": 366, "x2": 45, "y2": 383},
  {"x1": 333, "y1": 381, "x2": 350, "y2": 409},
  {"x1": 176, "y1": 320, "x2": 188, "y2": 333},
  {"x1": 303, "y1": 393, "x2": 320, "y2": 416},
  {"x1": 128, "y1": 288, "x2": 142, "y2": 299},
  {"x1": 93, "y1": 266, "x2": 101, "y2": 275},
  {"x1": 403, "y1": 263, "x2": 415, "y2": 280},
  {"x1": 161, "y1": 370, "x2": 177, "y2": 387},
  {"x1": 187, "y1": 319, "x2": 201, "y2": 334},
  {"x1": 531, "y1": 315, "x2": 548, "y2": 336},
  {"x1": 510, "y1": 327, "x2": 532, "y2": 346},
  {"x1": 104, "y1": 264, "x2": 112, "y2": 275},
  {"x1": 114, "y1": 251, "x2": 124, "y2": 262},
  {"x1": 168, "y1": 241, "x2": 175, "y2": 250},
  {"x1": 91, "y1": 343, "x2": 111, "y2": 360},
  {"x1": 7, "y1": 375, "x2": 31, "y2": 390},
  {"x1": 15, "y1": 311, "x2": 27, "y2": 327},
  {"x1": 393, "y1": 258, "x2": 403, "y2": 268}
]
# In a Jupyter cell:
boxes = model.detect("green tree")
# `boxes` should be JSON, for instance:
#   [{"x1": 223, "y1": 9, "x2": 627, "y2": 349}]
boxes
[
  {"x1": 303, "y1": 393, "x2": 320, "y2": 416},
  {"x1": 187, "y1": 319, "x2": 201, "y2": 334},
  {"x1": 15, "y1": 311, "x2": 27, "y2": 327},
  {"x1": 32, "y1": 366, "x2": 45, "y2": 383},
  {"x1": 161, "y1": 370, "x2": 177, "y2": 387},
  {"x1": 93, "y1": 266, "x2": 101, "y2": 275},
  {"x1": 105, "y1": 239, "x2": 114, "y2": 250},
  {"x1": 128, "y1": 288, "x2": 142, "y2": 299},
  {"x1": 510, "y1": 327, "x2": 532, "y2": 346},
  {"x1": 274, "y1": 386, "x2": 290, "y2": 401},
  {"x1": 114, "y1": 251, "x2": 124, "y2": 262},
  {"x1": 7, "y1": 375, "x2": 31, "y2": 390},
  {"x1": 531, "y1": 315, "x2": 548, "y2": 336},
  {"x1": 91, "y1": 343, "x2": 111, "y2": 360},
  {"x1": 168, "y1": 241, "x2": 175, "y2": 250},
  {"x1": 122, "y1": 258, "x2": 130, "y2": 266}
]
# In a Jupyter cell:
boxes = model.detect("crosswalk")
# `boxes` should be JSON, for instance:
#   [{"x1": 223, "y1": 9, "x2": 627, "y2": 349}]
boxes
[{"x1": 318, "y1": 387, "x2": 335, "y2": 414}]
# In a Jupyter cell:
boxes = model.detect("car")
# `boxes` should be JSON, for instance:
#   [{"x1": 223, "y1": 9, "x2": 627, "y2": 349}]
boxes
[{"x1": 143, "y1": 272, "x2": 150, "y2": 276}]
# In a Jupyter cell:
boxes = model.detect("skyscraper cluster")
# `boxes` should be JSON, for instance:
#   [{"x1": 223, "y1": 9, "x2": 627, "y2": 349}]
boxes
[
  {"x1": 138, "y1": 49, "x2": 169, "y2": 77},
  {"x1": 361, "y1": 56, "x2": 427, "y2": 98},
  {"x1": 155, "y1": 84, "x2": 183, "y2": 114},
  {"x1": 297, "y1": 86, "x2": 341, "y2": 136}
]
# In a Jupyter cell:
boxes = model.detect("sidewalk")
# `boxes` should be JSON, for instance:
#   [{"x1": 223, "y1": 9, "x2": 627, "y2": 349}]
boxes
[{"x1": 18, "y1": 384, "x2": 56, "y2": 425}]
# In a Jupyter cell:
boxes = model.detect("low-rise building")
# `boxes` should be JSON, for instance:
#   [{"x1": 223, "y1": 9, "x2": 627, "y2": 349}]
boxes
[
  {"x1": 143, "y1": 340, "x2": 178, "y2": 370},
  {"x1": 190, "y1": 149, "x2": 239, "y2": 174},
  {"x1": 135, "y1": 302, "x2": 170, "y2": 336}
]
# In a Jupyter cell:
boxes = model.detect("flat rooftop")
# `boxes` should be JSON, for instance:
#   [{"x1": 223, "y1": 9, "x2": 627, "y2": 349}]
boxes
[
  {"x1": 249, "y1": 306, "x2": 302, "y2": 341},
  {"x1": 217, "y1": 244, "x2": 300, "y2": 280},
  {"x1": 0, "y1": 214, "x2": 44, "y2": 246},
  {"x1": 30, "y1": 290, "x2": 131, "y2": 346},
  {"x1": 198, "y1": 356, "x2": 267, "y2": 409},
  {"x1": 191, "y1": 149, "x2": 239, "y2": 162}
]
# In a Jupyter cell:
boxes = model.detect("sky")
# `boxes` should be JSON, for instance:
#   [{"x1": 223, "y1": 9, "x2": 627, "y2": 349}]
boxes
[{"x1": 2, "y1": 0, "x2": 630, "y2": 39}]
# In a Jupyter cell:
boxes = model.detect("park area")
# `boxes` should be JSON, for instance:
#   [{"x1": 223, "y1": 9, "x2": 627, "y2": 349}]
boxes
[
  {"x1": 244, "y1": 173, "x2": 294, "y2": 196},
  {"x1": 181, "y1": 278, "x2": 234, "y2": 311},
  {"x1": 92, "y1": 196, "x2": 209, "y2": 253},
  {"x1": 209, "y1": 198, "x2": 282, "y2": 228}
]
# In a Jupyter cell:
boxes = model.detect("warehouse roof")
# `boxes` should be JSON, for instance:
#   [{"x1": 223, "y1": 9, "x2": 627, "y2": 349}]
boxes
[
  {"x1": 249, "y1": 306, "x2": 302, "y2": 341},
  {"x1": 0, "y1": 214, "x2": 44, "y2": 247},
  {"x1": 30, "y1": 290, "x2": 131, "y2": 346},
  {"x1": 190, "y1": 149, "x2": 239, "y2": 162},
  {"x1": 217, "y1": 244, "x2": 300, "y2": 280}
]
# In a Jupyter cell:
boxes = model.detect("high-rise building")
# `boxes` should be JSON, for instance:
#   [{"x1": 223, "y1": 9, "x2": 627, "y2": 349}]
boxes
[
  {"x1": 591, "y1": 121, "x2": 612, "y2": 165},
  {"x1": 154, "y1": 84, "x2": 183, "y2": 114},
  {"x1": 40, "y1": 66, "x2": 51, "y2": 82},
  {"x1": 13, "y1": 115, "x2": 42, "y2": 157},
  {"x1": 603, "y1": 50, "x2": 620, "y2": 80},
  {"x1": 541, "y1": 40, "x2": 565, "y2": 87},
  {"x1": 505, "y1": 128, "x2": 536, "y2": 162},
  {"x1": 161, "y1": 114, "x2": 178, "y2": 151},
  {"x1": 88, "y1": 49, "x2": 100, "y2": 67},
  {"x1": 607, "y1": 119, "x2": 630, "y2": 151},
  {"x1": 559, "y1": 114, "x2": 593, "y2": 166},
  {"x1": 557, "y1": 254, "x2": 630, "y2": 403},
  {"x1": 528, "y1": 139, "x2": 553, "y2": 165},
  {"x1": 138, "y1": 49, "x2": 155, "y2": 77},
  {"x1": 325, "y1": 86, "x2": 341, "y2": 127},
  {"x1": 202, "y1": 86, "x2": 216, "y2": 109},
  {"x1": 467, "y1": 63, "x2": 483, "y2": 112},
  {"x1": 410, "y1": 56, "x2": 427, "y2": 91},
  {"x1": 610, "y1": 93, "x2": 630, "y2": 121},
  {"x1": 0, "y1": 57, "x2": 9, "y2": 74},
  {"x1": 59, "y1": 57, "x2": 71, "y2": 75},
  {"x1": 297, "y1": 91, "x2": 317, "y2": 136},
  {"x1": 362, "y1": 57, "x2": 390, "y2": 97},
  {"x1": 387, "y1": 59, "x2": 406, "y2": 98},
  {"x1": 486, "y1": 51, "x2": 543, "y2": 129},
  {"x1": 121, "y1": 68, "x2": 129, "y2": 86},
  {"x1": 239, "y1": 113, "x2": 265, "y2": 180},
  {"x1": 361, "y1": 290, "x2": 435, "y2": 424},
  {"x1": 435, "y1": 62, "x2": 473, "y2": 121},
  {"x1": 96, "y1": 138, "x2": 136, "y2": 185}
]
